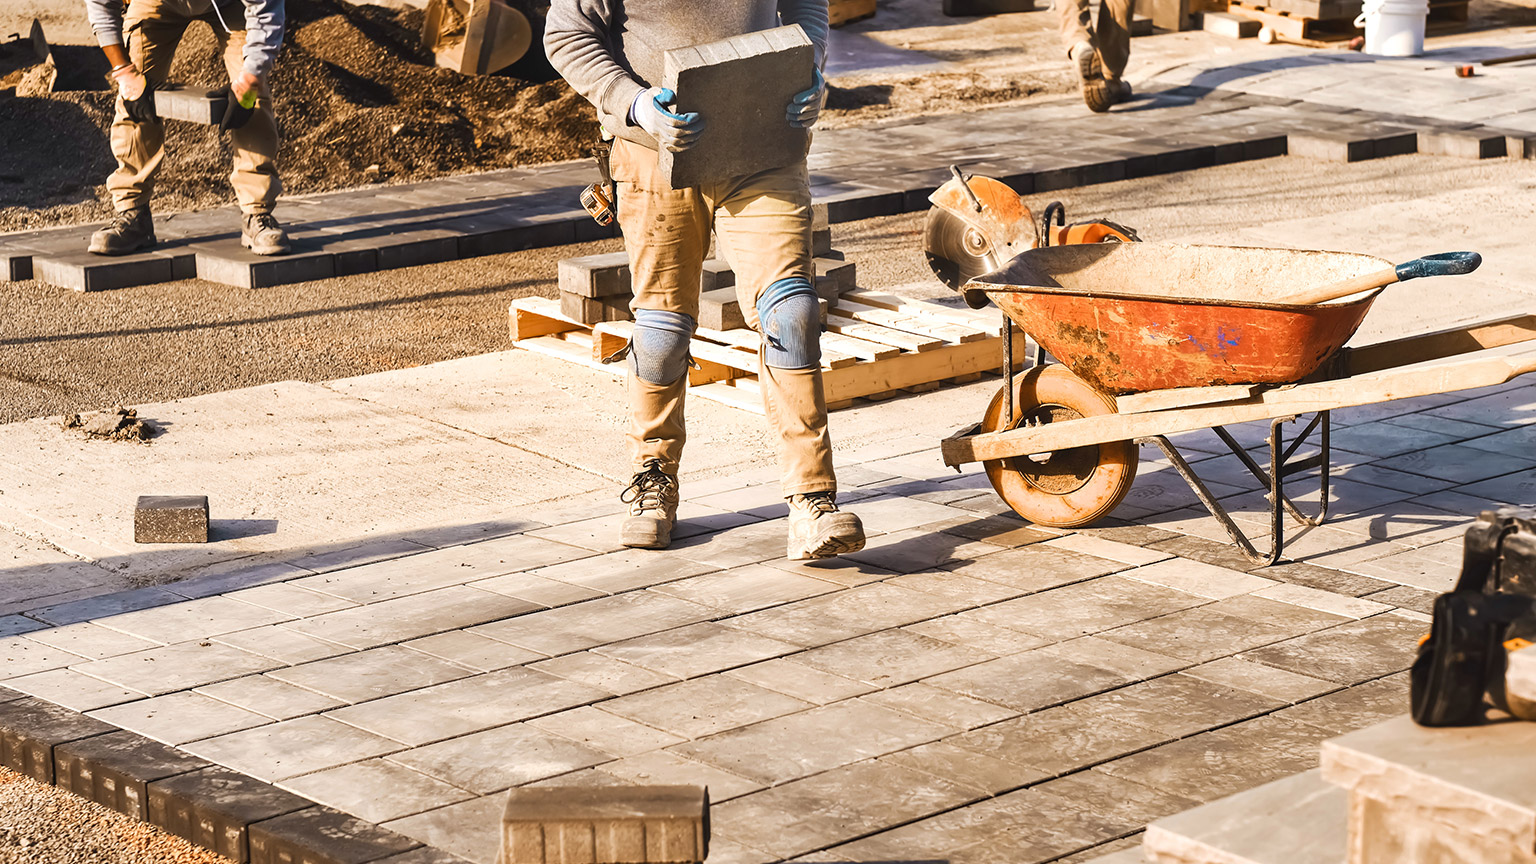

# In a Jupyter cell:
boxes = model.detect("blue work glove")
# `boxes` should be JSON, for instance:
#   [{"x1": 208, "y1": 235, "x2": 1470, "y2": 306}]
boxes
[
  {"x1": 630, "y1": 86, "x2": 705, "y2": 153},
  {"x1": 787, "y1": 68, "x2": 826, "y2": 129}
]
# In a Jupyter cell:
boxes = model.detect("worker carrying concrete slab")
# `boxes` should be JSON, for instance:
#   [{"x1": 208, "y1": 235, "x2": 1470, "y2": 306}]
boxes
[
  {"x1": 545, "y1": 0, "x2": 867, "y2": 560},
  {"x1": 83, "y1": 0, "x2": 291, "y2": 256},
  {"x1": 1059, "y1": 0, "x2": 1134, "y2": 111}
]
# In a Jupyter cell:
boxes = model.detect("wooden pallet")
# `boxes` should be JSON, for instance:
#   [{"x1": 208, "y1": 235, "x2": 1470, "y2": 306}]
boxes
[
  {"x1": 830, "y1": 0, "x2": 877, "y2": 27},
  {"x1": 1226, "y1": 0, "x2": 1360, "y2": 41},
  {"x1": 508, "y1": 291, "x2": 1029, "y2": 415}
]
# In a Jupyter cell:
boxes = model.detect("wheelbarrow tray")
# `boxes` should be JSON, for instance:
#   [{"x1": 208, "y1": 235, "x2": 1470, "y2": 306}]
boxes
[{"x1": 968, "y1": 243, "x2": 1391, "y2": 395}]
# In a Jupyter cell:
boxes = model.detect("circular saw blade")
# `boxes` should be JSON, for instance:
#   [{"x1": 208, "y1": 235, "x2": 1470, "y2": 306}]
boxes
[{"x1": 924, "y1": 206, "x2": 1001, "y2": 292}]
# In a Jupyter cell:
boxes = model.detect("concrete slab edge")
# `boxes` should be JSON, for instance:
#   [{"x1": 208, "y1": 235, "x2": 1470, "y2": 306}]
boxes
[{"x1": 0, "y1": 691, "x2": 472, "y2": 863}]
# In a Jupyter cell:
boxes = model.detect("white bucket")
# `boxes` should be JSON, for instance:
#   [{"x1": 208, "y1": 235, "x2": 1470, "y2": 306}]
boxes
[{"x1": 1354, "y1": 0, "x2": 1429, "y2": 56}]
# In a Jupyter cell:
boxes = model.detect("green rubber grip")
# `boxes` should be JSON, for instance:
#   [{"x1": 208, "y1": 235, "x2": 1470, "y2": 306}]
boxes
[{"x1": 237, "y1": 88, "x2": 257, "y2": 109}]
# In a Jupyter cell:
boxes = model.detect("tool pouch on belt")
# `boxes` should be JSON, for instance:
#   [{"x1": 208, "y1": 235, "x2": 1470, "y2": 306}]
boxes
[{"x1": 1411, "y1": 507, "x2": 1536, "y2": 727}]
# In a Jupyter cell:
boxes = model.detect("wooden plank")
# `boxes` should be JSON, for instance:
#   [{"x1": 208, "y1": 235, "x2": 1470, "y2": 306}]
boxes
[
  {"x1": 692, "y1": 380, "x2": 766, "y2": 414},
  {"x1": 821, "y1": 330, "x2": 1029, "y2": 403},
  {"x1": 834, "y1": 298, "x2": 987, "y2": 344},
  {"x1": 514, "y1": 334, "x2": 619, "y2": 374},
  {"x1": 1336, "y1": 314, "x2": 1536, "y2": 377},
  {"x1": 509, "y1": 297, "x2": 582, "y2": 341},
  {"x1": 829, "y1": 0, "x2": 876, "y2": 27},
  {"x1": 1114, "y1": 383, "x2": 1261, "y2": 414},
  {"x1": 842, "y1": 289, "x2": 1003, "y2": 334},
  {"x1": 821, "y1": 330, "x2": 903, "y2": 361},
  {"x1": 826, "y1": 313, "x2": 943, "y2": 353},
  {"x1": 943, "y1": 347, "x2": 1536, "y2": 466}
]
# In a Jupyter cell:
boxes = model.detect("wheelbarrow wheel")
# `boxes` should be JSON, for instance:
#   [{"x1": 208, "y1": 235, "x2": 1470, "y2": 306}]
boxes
[{"x1": 981, "y1": 364, "x2": 1137, "y2": 528}]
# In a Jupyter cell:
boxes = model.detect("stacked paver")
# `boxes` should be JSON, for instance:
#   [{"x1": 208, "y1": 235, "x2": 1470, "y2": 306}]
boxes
[{"x1": 1130, "y1": 715, "x2": 1536, "y2": 864}]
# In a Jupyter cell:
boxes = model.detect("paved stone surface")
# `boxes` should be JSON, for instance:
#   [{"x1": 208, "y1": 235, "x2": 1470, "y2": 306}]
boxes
[{"x1": 6, "y1": 25, "x2": 1536, "y2": 864}]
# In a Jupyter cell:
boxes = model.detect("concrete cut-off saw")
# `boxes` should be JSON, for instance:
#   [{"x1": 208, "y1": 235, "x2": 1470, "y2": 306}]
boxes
[{"x1": 923, "y1": 166, "x2": 1139, "y2": 309}]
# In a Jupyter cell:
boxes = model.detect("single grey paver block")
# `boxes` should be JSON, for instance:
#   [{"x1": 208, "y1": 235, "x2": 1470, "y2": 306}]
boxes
[
  {"x1": 562, "y1": 291, "x2": 632, "y2": 325},
  {"x1": 700, "y1": 258, "x2": 734, "y2": 292},
  {"x1": 134, "y1": 494, "x2": 210, "y2": 544},
  {"x1": 811, "y1": 227, "x2": 832, "y2": 256},
  {"x1": 660, "y1": 25, "x2": 814, "y2": 189},
  {"x1": 33, "y1": 250, "x2": 177, "y2": 292},
  {"x1": 0, "y1": 696, "x2": 115, "y2": 784},
  {"x1": 698, "y1": 287, "x2": 746, "y2": 331},
  {"x1": 559, "y1": 252, "x2": 631, "y2": 298},
  {"x1": 249, "y1": 806, "x2": 422, "y2": 864},
  {"x1": 500, "y1": 785, "x2": 709, "y2": 864},
  {"x1": 1202, "y1": 10, "x2": 1260, "y2": 37},
  {"x1": 389, "y1": 722, "x2": 610, "y2": 794},
  {"x1": 1417, "y1": 127, "x2": 1508, "y2": 159},
  {"x1": 376, "y1": 231, "x2": 462, "y2": 271},
  {"x1": 153, "y1": 85, "x2": 228, "y2": 124},
  {"x1": 1143, "y1": 769, "x2": 1344, "y2": 864},
  {"x1": 148, "y1": 766, "x2": 315, "y2": 862},
  {"x1": 55, "y1": 729, "x2": 212, "y2": 821},
  {"x1": 814, "y1": 257, "x2": 855, "y2": 292},
  {"x1": 195, "y1": 240, "x2": 336, "y2": 289}
]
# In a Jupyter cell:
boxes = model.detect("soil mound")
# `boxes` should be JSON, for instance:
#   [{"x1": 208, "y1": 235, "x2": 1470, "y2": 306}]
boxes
[{"x1": 0, "y1": 0, "x2": 600, "y2": 231}]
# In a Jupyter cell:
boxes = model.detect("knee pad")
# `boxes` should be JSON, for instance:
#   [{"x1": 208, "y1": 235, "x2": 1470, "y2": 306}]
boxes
[
  {"x1": 757, "y1": 277, "x2": 821, "y2": 370},
  {"x1": 629, "y1": 309, "x2": 696, "y2": 385}
]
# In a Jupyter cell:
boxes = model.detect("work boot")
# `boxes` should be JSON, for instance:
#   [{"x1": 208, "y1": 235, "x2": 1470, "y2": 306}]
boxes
[
  {"x1": 787, "y1": 491, "x2": 866, "y2": 560},
  {"x1": 1071, "y1": 41, "x2": 1112, "y2": 113},
  {"x1": 620, "y1": 459, "x2": 680, "y2": 549},
  {"x1": 242, "y1": 213, "x2": 292, "y2": 256},
  {"x1": 87, "y1": 207, "x2": 156, "y2": 256},
  {"x1": 1106, "y1": 77, "x2": 1133, "y2": 105}
]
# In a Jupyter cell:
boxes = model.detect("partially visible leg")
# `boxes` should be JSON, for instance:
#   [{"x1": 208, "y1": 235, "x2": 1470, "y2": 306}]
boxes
[
  {"x1": 715, "y1": 163, "x2": 864, "y2": 559},
  {"x1": 609, "y1": 138, "x2": 712, "y2": 549},
  {"x1": 215, "y1": 20, "x2": 282, "y2": 216},
  {"x1": 1058, "y1": 0, "x2": 1112, "y2": 112},
  {"x1": 1098, "y1": 0, "x2": 1137, "y2": 88},
  {"x1": 97, "y1": 1, "x2": 184, "y2": 253},
  {"x1": 214, "y1": 19, "x2": 289, "y2": 254}
]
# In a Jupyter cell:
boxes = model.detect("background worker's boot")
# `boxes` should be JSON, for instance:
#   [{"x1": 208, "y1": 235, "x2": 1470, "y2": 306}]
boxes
[
  {"x1": 620, "y1": 460, "x2": 680, "y2": 549},
  {"x1": 787, "y1": 492, "x2": 865, "y2": 560},
  {"x1": 1070, "y1": 41, "x2": 1112, "y2": 113},
  {"x1": 242, "y1": 213, "x2": 293, "y2": 256},
  {"x1": 88, "y1": 207, "x2": 156, "y2": 256}
]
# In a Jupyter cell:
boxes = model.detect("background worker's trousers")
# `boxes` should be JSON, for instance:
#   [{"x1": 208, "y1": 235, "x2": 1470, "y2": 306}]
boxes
[
  {"x1": 108, "y1": 0, "x2": 281, "y2": 215},
  {"x1": 610, "y1": 137, "x2": 837, "y2": 498},
  {"x1": 1059, "y1": 0, "x2": 1136, "y2": 79}
]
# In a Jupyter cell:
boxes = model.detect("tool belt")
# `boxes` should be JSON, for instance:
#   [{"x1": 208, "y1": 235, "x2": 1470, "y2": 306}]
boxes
[{"x1": 1411, "y1": 507, "x2": 1536, "y2": 726}]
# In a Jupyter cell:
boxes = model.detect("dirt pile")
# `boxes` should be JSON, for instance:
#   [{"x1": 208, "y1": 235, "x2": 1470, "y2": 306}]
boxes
[{"x1": 0, "y1": 0, "x2": 600, "y2": 230}]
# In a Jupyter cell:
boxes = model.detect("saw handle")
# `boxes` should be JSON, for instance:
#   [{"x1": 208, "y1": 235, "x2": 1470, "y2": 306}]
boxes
[{"x1": 1288, "y1": 251, "x2": 1482, "y2": 306}]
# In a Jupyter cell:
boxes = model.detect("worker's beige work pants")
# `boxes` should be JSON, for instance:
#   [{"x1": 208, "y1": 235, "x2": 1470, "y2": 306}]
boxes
[
  {"x1": 107, "y1": 0, "x2": 281, "y2": 214},
  {"x1": 1059, "y1": 0, "x2": 1136, "y2": 80},
  {"x1": 610, "y1": 137, "x2": 836, "y2": 497}
]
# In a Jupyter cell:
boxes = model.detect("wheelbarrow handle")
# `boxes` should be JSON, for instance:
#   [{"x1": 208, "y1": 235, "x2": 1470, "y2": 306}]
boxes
[
  {"x1": 1289, "y1": 251, "x2": 1483, "y2": 306},
  {"x1": 1395, "y1": 251, "x2": 1482, "y2": 282}
]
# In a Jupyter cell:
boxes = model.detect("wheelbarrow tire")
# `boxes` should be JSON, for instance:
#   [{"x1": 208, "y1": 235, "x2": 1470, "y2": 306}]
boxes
[{"x1": 981, "y1": 365, "x2": 1137, "y2": 528}]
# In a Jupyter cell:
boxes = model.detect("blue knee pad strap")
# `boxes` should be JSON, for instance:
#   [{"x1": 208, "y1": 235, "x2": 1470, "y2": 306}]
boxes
[
  {"x1": 630, "y1": 309, "x2": 696, "y2": 384},
  {"x1": 757, "y1": 277, "x2": 821, "y2": 370}
]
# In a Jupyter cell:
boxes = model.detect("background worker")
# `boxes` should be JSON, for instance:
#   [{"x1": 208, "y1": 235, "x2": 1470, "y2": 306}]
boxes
[
  {"x1": 545, "y1": 0, "x2": 866, "y2": 560},
  {"x1": 1059, "y1": 0, "x2": 1134, "y2": 112},
  {"x1": 84, "y1": 0, "x2": 291, "y2": 256}
]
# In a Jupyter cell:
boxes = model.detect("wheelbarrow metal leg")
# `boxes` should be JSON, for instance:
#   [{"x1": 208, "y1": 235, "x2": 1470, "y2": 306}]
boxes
[
  {"x1": 1139, "y1": 435, "x2": 1276, "y2": 565},
  {"x1": 1139, "y1": 411, "x2": 1331, "y2": 567}
]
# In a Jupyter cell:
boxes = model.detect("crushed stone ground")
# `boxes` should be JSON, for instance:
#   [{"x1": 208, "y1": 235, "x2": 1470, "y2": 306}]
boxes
[{"x1": 0, "y1": 767, "x2": 228, "y2": 864}]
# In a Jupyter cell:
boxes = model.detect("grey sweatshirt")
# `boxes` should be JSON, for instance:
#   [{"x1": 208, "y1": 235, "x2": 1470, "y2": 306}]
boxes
[
  {"x1": 544, "y1": 0, "x2": 829, "y2": 147},
  {"x1": 84, "y1": 0, "x2": 285, "y2": 79}
]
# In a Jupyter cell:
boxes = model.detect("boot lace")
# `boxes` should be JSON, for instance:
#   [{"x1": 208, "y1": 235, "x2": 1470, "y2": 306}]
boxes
[
  {"x1": 109, "y1": 210, "x2": 143, "y2": 230},
  {"x1": 247, "y1": 213, "x2": 281, "y2": 233},
  {"x1": 796, "y1": 491, "x2": 838, "y2": 514},
  {"x1": 621, "y1": 461, "x2": 676, "y2": 513}
]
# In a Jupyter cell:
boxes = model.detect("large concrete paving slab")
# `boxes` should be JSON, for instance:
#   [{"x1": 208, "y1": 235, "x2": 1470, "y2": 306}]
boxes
[{"x1": 0, "y1": 381, "x2": 608, "y2": 585}]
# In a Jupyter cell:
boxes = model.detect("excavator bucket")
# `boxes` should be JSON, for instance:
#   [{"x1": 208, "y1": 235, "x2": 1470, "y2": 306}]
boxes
[{"x1": 422, "y1": 0, "x2": 536, "y2": 76}]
